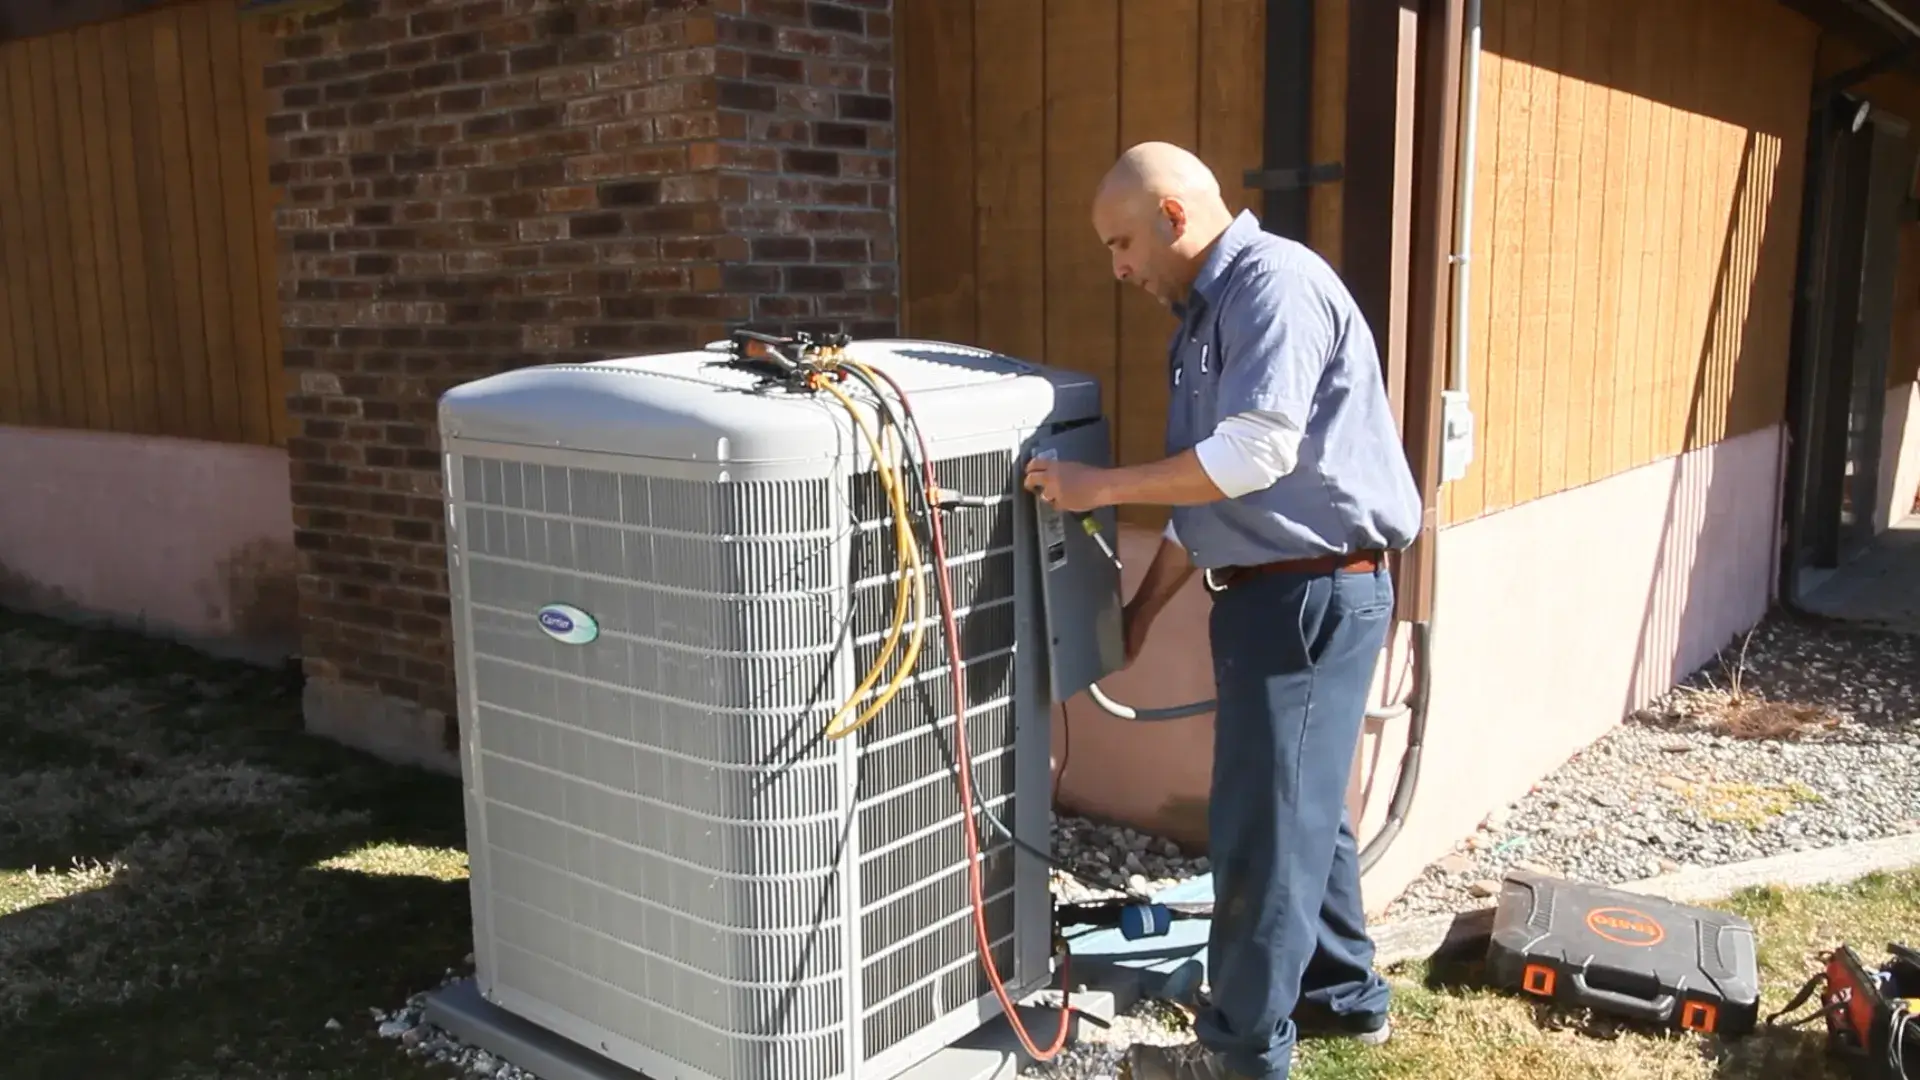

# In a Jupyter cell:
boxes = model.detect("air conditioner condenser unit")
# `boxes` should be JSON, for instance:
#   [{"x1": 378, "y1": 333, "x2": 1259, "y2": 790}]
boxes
[{"x1": 434, "y1": 336, "x2": 1127, "y2": 1080}]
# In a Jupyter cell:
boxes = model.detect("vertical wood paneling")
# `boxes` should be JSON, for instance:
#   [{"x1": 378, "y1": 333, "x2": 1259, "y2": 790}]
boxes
[
  {"x1": 208, "y1": 0, "x2": 272, "y2": 447},
  {"x1": 101, "y1": 18, "x2": 161, "y2": 436},
  {"x1": 1042, "y1": 1, "x2": 1121, "y2": 424},
  {"x1": 77, "y1": 25, "x2": 133, "y2": 433},
  {"x1": 898, "y1": 1, "x2": 975, "y2": 346},
  {"x1": 903, "y1": 0, "x2": 1263, "y2": 498},
  {"x1": 1589, "y1": 10, "x2": 1629, "y2": 485},
  {"x1": 1478, "y1": 0, "x2": 1533, "y2": 514},
  {"x1": 1442, "y1": 0, "x2": 1813, "y2": 524},
  {"x1": 1309, "y1": 0, "x2": 1348, "y2": 264},
  {"x1": 238, "y1": 16, "x2": 289, "y2": 446},
  {"x1": 1538, "y1": 0, "x2": 1580, "y2": 499},
  {"x1": 972, "y1": 0, "x2": 1046, "y2": 364},
  {"x1": 178, "y1": 3, "x2": 242, "y2": 443},
  {"x1": 1610, "y1": 8, "x2": 1653, "y2": 479},
  {"x1": 1442, "y1": 0, "x2": 1507, "y2": 524},
  {"x1": 52, "y1": 32, "x2": 115, "y2": 432},
  {"x1": 0, "y1": 1, "x2": 287, "y2": 447},
  {"x1": 1667, "y1": 0, "x2": 1705, "y2": 456},
  {"x1": 126, "y1": 18, "x2": 187, "y2": 437},
  {"x1": 153, "y1": 8, "x2": 215, "y2": 440},
  {"x1": 1565, "y1": 0, "x2": 1604, "y2": 489},
  {"x1": 1510, "y1": 0, "x2": 1557, "y2": 509},
  {"x1": 1117, "y1": 0, "x2": 1199, "y2": 493},
  {"x1": 6, "y1": 51, "x2": 57, "y2": 423},
  {"x1": 1200, "y1": 0, "x2": 1267, "y2": 221},
  {"x1": 30, "y1": 38, "x2": 87, "y2": 426},
  {"x1": 0, "y1": 52, "x2": 36, "y2": 426},
  {"x1": 1638, "y1": 8, "x2": 1675, "y2": 471}
]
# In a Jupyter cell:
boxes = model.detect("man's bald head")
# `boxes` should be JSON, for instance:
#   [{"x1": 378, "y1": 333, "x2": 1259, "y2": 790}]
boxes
[
  {"x1": 1095, "y1": 141, "x2": 1226, "y2": 214},
  {"x1": 1092, "y1": 142, "x2": 1237, "y2": 307}
]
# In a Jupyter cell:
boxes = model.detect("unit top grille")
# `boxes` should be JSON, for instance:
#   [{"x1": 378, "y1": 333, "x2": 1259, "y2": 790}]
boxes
[{"x1": 437, "y1": 338, "x2": 1102, "y2": 466}]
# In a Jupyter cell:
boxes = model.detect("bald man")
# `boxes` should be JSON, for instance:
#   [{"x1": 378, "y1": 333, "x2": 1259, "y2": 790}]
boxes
[{"x1": 1023, "y1": 142, "x2": 1420, "y2": 1080}]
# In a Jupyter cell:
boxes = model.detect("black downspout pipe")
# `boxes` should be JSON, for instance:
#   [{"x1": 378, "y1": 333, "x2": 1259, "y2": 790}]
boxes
[
  {"x1": 1257, "y1": 0, "x2": 1317, "y2": 241},
  {"x1": 1781, "y1": 90, "x2": 1835, "y2": 605}
]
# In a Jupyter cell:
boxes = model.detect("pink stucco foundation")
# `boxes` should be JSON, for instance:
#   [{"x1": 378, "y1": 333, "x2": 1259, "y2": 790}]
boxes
[
  {"x1": 1051, "y1": 425, "x2": 1785, "y2": 914},
  {"x1": 0, "y1": 424, "x2": 299, "y2": 663}
]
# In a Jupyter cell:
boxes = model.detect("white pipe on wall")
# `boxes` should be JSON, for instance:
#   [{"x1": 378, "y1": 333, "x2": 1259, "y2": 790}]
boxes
[
  {"x1": 1438, "y1": 0, "x2": 1483, "y2": 485},
  {"x1": 1449, "y1": 0, "x2": 1482, "y2": 397},
  {"x1": 1862, "y1": 0, "x2": 1920, "y2": 42}
]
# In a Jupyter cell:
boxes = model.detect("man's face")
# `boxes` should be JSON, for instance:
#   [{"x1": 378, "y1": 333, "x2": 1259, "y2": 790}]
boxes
[{"x1": 1093, "y1": 193, "x2": 1188, "y2": 307}]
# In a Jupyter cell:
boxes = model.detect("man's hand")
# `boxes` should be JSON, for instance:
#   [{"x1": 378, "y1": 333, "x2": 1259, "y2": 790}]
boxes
[
  {"x1": 1023, "y1": 457, "x2": 1111, "y2": 513},
  {"x1": 1116, "y1": 534, "x2": 1196, "y2": 669},
  {"x1": 1120, "y1": 600, "x2": 1154, "y2": 667}
]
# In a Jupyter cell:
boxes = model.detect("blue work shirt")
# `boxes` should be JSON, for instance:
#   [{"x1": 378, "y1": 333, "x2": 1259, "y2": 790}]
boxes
[{"x1": 1165, "y1": 210, "x2": 1422, "y2": 569}]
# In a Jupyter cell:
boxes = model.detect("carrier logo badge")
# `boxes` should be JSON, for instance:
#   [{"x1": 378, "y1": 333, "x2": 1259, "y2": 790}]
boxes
[
  {"x1": 536, "y1": 603, "x2": 599, "y2": 645},
  {"x1": 1585, "y1": 906, "x2": 1666, "y2": 947}
]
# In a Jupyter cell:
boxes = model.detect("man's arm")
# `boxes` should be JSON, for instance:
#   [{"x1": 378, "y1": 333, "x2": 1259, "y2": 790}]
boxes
[
  {"x1": 1023, "y1": 264, "x2": 1329, "y2": 513},
  {"x1": 1090, "y1": 449, "x2": 1226, "y2": 507},
  {"x1": 1087, "y1": 409, "x2": 1305, "y2": 509},
  {"x1": 1126, "y1": 528, "x2": 1196, "y2": 623}
]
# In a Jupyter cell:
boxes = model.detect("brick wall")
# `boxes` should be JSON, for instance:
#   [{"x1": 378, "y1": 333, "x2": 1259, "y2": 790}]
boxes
[{"x1": 261, "y1": 0, "x2": 897, "y2": 768}]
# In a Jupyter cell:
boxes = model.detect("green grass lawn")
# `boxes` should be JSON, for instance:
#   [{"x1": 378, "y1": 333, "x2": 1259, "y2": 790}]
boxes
[
  {"x1": 1285, "y1": 868, "x2": 1920, "y2": 1080},
  {"x1": 0, "y1": 609, "x2": 475, "y2": 1079}
]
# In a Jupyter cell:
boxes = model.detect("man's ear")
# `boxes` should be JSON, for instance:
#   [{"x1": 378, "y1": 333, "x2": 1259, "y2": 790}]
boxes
[{"x1": 1157, "y1": 196, "x2": 1187, "y2": 242}]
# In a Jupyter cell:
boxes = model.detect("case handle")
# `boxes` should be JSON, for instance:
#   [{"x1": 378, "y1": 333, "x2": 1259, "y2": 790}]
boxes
[{"x1": 1566, "y1": 972, "x2": 1676, "y2": 1023}]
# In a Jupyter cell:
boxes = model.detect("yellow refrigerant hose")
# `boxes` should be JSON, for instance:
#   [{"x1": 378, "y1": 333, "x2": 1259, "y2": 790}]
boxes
[{"x1": 814, "y1": 371, "x2": 928, "y2": 740}]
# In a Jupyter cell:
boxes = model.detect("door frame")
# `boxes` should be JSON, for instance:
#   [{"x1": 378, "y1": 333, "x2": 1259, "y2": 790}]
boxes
[{"x1": 1781, "y1": 91, "x2": 1915, "y2": 601}]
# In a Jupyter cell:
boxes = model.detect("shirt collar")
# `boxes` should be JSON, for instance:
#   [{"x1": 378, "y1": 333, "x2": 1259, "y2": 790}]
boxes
[{"x1": 1175, "y1": 209, "x2": 1263, "y2": 319}]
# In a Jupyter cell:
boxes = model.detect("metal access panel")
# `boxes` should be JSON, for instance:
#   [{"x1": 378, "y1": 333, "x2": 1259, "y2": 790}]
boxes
[{"x1": 1025, "y1": 421, "x2": 1126, "y2": 704}]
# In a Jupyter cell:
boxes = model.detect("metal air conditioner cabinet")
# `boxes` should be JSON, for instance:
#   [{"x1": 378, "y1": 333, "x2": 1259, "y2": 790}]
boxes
[{"x1": 436, "y1": 339, "x2": 1109, "y2": 1080}]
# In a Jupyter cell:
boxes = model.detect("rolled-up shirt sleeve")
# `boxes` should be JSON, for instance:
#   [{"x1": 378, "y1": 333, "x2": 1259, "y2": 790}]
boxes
[{"x1": 1193, "y1": 409, "x2": 1304, "y2": 498}]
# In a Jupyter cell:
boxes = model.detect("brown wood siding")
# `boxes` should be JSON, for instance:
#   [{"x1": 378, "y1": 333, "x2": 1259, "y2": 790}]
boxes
[
  {"x1": 1442, "y1": 0, "x2": 1815, "y2": 524},
  {"x1": 898, "y1": 0, "x2": 1267, "y2": 526},
  {"x1": 0, "y1": 0, "x2": 286, "y2": 446},
  {"x1": 1310, "y1": 0, "x2": 1346, "y2": 264}
]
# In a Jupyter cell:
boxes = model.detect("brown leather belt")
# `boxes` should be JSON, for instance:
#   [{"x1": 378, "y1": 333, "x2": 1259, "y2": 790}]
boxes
[{"x1": 1203, "y1": 550, "x2": 1384, "y2": 593}]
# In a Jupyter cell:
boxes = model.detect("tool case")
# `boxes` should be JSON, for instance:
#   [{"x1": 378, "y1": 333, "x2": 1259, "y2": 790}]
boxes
[
  {"x1": 1485, "y1": 869, "x2": 1762, "y2": 1037},
  {"x1": 1767, "y1": 942, "x2": 1920, "y2": 1078}
]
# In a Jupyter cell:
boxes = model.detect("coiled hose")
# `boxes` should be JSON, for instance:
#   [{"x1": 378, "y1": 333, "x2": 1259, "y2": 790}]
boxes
[{"x1": 1082, "y1": 619, "x2": 1432, "y2": 874}]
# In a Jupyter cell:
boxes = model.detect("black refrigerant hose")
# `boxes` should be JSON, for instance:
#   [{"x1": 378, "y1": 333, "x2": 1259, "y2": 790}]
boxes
[{"x1": 1081, "y1": 619, "x2": 1432, "y2": 874}]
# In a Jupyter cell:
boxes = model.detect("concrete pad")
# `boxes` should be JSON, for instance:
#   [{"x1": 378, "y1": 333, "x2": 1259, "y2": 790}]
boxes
[
  {"x1": 1370, "y1": 829, "x2": 1920, "y2": 969},
  {"x1": 1800, "y1": 515, "x2": 1920, "y2": 632},
  {"x1": 422, "y1": 979, "x2": 1117, "y2": 1080}
]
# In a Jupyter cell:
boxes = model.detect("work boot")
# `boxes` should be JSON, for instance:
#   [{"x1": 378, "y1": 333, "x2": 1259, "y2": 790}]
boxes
[
  {"x1": 1183, "y1": 985, "x2": 1393, "y2": 1047},
  {"x1": 1120, "y1": 1043, "x2": 1254, "y2": 1080},
  {"x1": 1292, "y1": 1005, "x2": 1392, "y2": 1046}
]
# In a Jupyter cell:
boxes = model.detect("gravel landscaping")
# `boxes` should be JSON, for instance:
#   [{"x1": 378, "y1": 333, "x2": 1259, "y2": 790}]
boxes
[
  {"x1": 1041, "y1": 609, "x2": 1920, "y2": 924},
  {"x1": 1382, "y1": 612, "x2": 1920, "y2": 919}
]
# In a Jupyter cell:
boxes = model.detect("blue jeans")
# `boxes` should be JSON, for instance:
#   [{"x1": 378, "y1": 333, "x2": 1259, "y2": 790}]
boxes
[{"x1": 1193, "y1": 563, "x2": 1395, "y2": 1080}]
